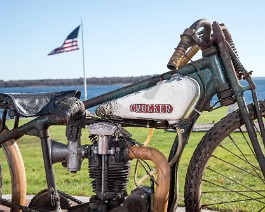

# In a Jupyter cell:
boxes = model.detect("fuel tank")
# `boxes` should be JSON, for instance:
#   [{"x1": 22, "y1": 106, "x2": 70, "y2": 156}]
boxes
[{"x1": 96, "y1": 74, "x2": 200, "y2": 124}]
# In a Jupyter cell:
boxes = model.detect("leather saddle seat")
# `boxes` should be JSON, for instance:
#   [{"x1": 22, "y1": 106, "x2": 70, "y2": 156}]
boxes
[{"x1": 0, "y1": 90, "x2": 81, "y2": 117}]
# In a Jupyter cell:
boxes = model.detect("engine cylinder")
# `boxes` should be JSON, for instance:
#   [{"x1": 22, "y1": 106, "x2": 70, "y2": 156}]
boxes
[{"x1": 88, "y1": 137, "x2": 131, "y2": 200}]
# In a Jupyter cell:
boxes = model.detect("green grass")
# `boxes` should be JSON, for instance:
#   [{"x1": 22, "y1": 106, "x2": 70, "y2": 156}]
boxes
[{"x1": 0, "y1": 107, "x2": 228, "y2": 203}]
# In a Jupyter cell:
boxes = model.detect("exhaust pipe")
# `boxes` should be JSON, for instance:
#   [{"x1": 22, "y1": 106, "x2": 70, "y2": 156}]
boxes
[{"x1": 128, "y1": 145, "x2": 170, "y2": 212}]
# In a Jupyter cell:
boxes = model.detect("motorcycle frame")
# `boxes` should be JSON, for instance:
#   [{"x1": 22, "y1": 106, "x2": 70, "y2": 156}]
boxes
[
  {"x1": 82, "y1": 41, "x2": 265, "y2": 207},
  {"x1": 0, "y1": 20, "x2": 264, "y2": 211}
]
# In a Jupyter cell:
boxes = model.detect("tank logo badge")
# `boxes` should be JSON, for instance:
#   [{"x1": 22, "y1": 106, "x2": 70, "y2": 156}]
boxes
[{"x1": 130, "y1": 104, "x2": 173, "y2": 113}]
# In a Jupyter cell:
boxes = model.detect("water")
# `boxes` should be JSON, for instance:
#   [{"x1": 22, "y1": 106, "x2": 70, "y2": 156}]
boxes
[
  {"x1": 0, "y1": 85, "x2": 124, "y2": 101},
  {"x1": 210, "y1": 77, "x2": 265, "y2": 105},
  {"x1": 0, "y1": 78, "x2": 265, "y2": 117},
  {"x1": 0, "y1": 85, "x2": 124, "y2": 117}
]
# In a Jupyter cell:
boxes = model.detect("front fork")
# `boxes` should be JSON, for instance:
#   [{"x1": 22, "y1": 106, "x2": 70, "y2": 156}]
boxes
[
  {"x1": 233, "y1": 85, "x2": 265, "y2": 177},
  {"x1": 215, "y1": 22, "x2": 265, "y2": 178}
]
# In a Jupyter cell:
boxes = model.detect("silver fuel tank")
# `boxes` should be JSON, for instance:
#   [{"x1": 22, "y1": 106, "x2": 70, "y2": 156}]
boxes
[{"x1": 96, "y1": 74, "x2": 200, "y2": 125}]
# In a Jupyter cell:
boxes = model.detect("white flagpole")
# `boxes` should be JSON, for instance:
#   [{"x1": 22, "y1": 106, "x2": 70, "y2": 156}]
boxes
[{"x1": 81, "y1": 19, "x2": 87, "y2": 100}]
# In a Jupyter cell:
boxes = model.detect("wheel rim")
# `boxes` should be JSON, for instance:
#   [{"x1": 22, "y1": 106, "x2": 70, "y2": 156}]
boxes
[
  {"x1": 1, "y1": 133, "x2": 27, "y2": 212},
  {"x1": 200, "y1": 124, "x2": 265, "y2": 211}
]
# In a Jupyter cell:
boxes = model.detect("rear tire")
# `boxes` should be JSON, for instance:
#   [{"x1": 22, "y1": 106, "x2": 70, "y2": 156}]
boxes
[
  {"x1": 185, "y1": 101, "x2": 265, "y2": 211},
  {"x1": 1, "y1": 128, "x2": 27, "y2": 212}
]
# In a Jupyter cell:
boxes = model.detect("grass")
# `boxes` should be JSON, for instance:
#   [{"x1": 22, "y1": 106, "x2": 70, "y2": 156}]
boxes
[{"x1": 0, "y1": 107, "x2": 228, "y2": 203}]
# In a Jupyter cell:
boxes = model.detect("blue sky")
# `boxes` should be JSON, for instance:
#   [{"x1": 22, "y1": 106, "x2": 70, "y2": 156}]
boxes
[{"x1": 1, "y1": 0, "x2": 265, "y2": 80}]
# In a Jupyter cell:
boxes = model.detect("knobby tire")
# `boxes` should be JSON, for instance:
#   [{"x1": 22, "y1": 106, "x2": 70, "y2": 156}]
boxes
[{"x1": 185, "y1": 100, "x2": 265, "y2": 212}]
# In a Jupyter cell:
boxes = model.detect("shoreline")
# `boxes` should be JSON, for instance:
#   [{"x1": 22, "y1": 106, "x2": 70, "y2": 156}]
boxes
[{"x1": 0, "y1": 83, "x2": 129, "y2": 89}]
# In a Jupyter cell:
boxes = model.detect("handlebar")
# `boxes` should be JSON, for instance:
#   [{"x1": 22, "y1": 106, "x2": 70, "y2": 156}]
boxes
[
  {"x1": 167, "y1": 19, "x2": 212, "y2": 71},
  {"x1": 189, "y1": 19, "x2": 212, "y2": 45}
]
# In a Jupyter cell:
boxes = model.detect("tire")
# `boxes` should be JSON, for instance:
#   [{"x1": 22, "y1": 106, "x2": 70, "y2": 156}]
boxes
[
  {"x1": 184, "y1": 101, "x2": 265, "y2": 212},
  {"x1": 0, "y1": 128, "x2": 27, "y2": 212}
]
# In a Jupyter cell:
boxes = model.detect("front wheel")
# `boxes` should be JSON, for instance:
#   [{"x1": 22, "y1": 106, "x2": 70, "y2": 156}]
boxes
[{"x1": 185, "y1": 101, "x2": 265, "y2": 211}]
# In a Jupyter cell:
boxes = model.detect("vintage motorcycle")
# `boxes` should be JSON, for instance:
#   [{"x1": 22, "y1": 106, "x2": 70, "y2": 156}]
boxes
[{"x1": 0, "y1": 19, "x2": 264, "y2": 211}]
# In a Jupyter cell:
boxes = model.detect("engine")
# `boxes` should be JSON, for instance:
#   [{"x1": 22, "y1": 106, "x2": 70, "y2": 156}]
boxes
[
  {"x1": 88, "y1": 136, "x2": 131, "y2": 201},
  {"x1": 87, "y1": 122, "x2": 152, "y2": 212},
  {"x1": 48, "y1": 121, "x2": 153, "y2": 211}
]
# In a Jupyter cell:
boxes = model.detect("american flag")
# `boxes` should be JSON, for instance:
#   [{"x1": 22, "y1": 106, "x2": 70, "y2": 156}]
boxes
[{"x1": 48, "y1": 25, "x2": 80, "y2": 56}]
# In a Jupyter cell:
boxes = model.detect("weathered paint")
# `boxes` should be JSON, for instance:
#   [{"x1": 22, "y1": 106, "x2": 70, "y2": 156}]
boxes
[{"x1": 96, "y1": 74, "x2": 200, "y2": 124}]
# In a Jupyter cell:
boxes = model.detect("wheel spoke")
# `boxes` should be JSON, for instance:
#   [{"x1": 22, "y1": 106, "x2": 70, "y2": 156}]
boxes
[
  {"x1": 211, "y1": 154, "x2": 262, "y2": 180},
  {"x1": 205, "y1": 167, "x2": 265, "y2": 198},
  {"x1": 201, "y1": 196, "x2": 265, "y2": 208},
  {"x1": 202, "y1": 179, "x2": 265, "y2": 205},
  {"x1": 223, "y1": 133, "x2": 264, "y2": 182},
  {"x1": 184, "y1": 102, "x2": 265, "y2": 211},
  {"x1": 239, "y1": 127, "x2": 257, "y2": 159},
  {"x1": 219, "y1": 143, "x2": 261, "y2": 173},
  {"x1": 258, "y1": 205, "x2": 265, "y2": 212},
  {"x1": 203, "y1": 190, "x2": 265, "y2": 193},
  {"x1": 236, "y1": 128, "x2": 265, "y2": 182}
]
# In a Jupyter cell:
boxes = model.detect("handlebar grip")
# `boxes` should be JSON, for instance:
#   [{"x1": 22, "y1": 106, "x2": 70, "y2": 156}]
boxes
[
  {"x1": 52, "y1": 97, "x2": 85, "y2": 123},
  {"x1": 167, "y1": 35, "x2": 191, "y2": 70},
  {"x1": 167, "y1": 19, "x2": 213, "y2": 71}
]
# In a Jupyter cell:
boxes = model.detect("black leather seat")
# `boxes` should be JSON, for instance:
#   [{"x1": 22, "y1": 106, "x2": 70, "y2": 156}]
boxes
[{"x1": 0, "y1": 90, "x2": 81, "y2": 117}]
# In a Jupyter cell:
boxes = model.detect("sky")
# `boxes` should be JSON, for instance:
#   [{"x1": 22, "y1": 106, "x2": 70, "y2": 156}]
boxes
[{"x1": 1, "y1": 0, "x2": 265, "y2": 81}]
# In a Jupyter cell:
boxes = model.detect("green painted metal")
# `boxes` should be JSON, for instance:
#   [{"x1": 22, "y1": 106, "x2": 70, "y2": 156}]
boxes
[
  {"x1": 83, "y1": 58, "x2": 218, "y2": 110},
  {"x1": 218, "y1": 38, "x2": 265, "y2": 178}
]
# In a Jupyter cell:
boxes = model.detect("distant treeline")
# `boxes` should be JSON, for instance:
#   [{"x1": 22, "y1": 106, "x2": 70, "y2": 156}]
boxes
[{"x1": 0, "y1": 76, "x2": 153, "y2": 88}]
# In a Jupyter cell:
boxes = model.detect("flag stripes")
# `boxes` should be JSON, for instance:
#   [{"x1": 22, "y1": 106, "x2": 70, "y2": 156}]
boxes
[
  {"x1": 63, "y1": 38, "x2": 79, "y2": 52},
  {"x1": 48, "y1": 26, "x2": 80, "y2": 56}
]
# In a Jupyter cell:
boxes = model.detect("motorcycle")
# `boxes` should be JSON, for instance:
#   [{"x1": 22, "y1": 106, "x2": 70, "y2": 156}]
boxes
[{"x1": 0, "y1": 19, "x2": 264, "y2": 211}]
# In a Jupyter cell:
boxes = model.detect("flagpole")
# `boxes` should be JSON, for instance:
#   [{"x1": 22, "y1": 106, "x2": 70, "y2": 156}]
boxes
[{"x1": 81, "y1": 19, "x2": 87, "y2": 100}]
